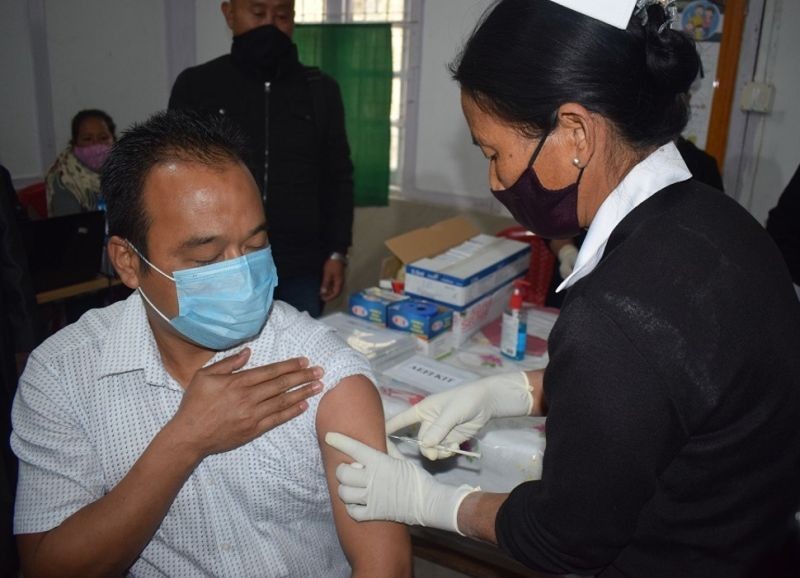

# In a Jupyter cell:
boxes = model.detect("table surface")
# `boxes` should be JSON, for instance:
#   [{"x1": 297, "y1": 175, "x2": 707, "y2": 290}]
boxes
[
  {"x1": 36, "y1": 275, "x2": 122, "y2": 304},
  {"x1": 411, "y1": 527, "x2": 560, "y2": 578}
]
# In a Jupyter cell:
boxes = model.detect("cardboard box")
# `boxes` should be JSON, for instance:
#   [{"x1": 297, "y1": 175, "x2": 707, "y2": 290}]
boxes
[
  {"x1": 405, "y1": 234, "x2": 530, "y2": 308},
  {"x1": 349, "y1": 287, "x2": 408, "y2": 325},
  {"x1": 413, "y1": 331, "x2": 455, "y2": 359},
  {"x1": 452, "y1": 280, "x2": 515, "y2": 346},
  {"x1": 381, "y1": 216, "x2": 482, "y2": 281},
  {"x1": 381, "y1": 216, "x2": 530, "y2": 309},
  {"x1": 386, "y1": 299, "x2": 453, "y2": 339}
]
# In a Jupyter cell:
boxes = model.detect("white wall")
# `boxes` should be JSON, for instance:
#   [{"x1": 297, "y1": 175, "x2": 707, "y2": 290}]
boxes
[
  {"x1": 730, "y1": 0, "x2": 800, "y2": 224},
  {"x1": 0, "y1": 1, "x2": 43, "y2": 181},
  {"x1": 195, "y1": 0, "x2": 231, "y2": 65},
  {"x1": 45, "y1": 0, "x2": 169, "y2": 151},
  {"x1": 411, "y1": 0, "x2": 493, "y2": 203},
  {"x1": 407, "y1": 0, "x2": 800, "y2": 225},
  {"x1": 0, "y1": 0, "x2": 173, "y2": 185},
  {"x1": 2, "y1": 0, "x2": 797, "y2": 225}
]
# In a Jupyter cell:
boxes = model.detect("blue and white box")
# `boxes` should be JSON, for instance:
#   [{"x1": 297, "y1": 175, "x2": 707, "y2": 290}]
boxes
[
  {"x1": 387, "y1": 299, "x2": 453, "y2": 339},
  {"x1": 349, "y1": 287, "x2": 408, "y2": 325},
  {"x1": 404, "y1": 234, "x2": 531, "y2": 309}
]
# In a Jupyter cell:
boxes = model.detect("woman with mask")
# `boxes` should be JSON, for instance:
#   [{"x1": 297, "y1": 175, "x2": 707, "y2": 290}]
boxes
[
  {"x1": 327, "y1": 1, "x2": 800, "y2": 576},
  {"x1": 45, "y1": 109, "x2": 116, "y2": 217}
]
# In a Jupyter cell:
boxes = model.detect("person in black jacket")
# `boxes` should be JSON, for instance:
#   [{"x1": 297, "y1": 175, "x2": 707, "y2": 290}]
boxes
[
  {"x1": 0, "y1": 165, "x2": 39, "y2": 576},
  {"x1": 676, "y1": 135, "x2": 724, "y2": 192},
  {"x1": 767, "y1": 163, "x2": 800, "y2": 291},
  {"x1": 326, "y1": 1, "x2": 800, "y2": 577},
  {"x1": 169, "y1": 0, "x2": 354, "y2": 318}
]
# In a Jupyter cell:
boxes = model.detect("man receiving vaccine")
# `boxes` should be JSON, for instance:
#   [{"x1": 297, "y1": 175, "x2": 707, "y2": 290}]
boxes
[{"x1": 10, "y1": 110, "x2": 411, "y2": 578}]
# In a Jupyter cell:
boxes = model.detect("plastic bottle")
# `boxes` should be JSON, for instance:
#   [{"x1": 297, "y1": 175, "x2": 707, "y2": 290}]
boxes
[
  {"x1": 500, "y1": 280, "x2": 528, "y2": 360},
  {"x1": 97, "y1": 196, "x2": 113, "y2": 277}
]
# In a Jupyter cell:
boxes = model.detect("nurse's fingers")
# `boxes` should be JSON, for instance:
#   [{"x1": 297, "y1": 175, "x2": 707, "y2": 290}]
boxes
[{"x1": 385, "y1": 406, "x2": 423, "y2": 435}]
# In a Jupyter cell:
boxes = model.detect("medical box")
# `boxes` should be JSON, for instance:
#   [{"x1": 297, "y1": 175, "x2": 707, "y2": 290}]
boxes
[
  {"x1": 413, "y1": 330, "x2": 455, "y2": 359},
  {"x1": 386, "y1": 299, "x2": 453, "y2": 339},
  {"x1": 404, "y1": 234, "x2": 530, "y2": 308},
  {"x1": 348, "y1": 287, "x2": 408, "y2": 325},
  {"x1": 451, "y1": 279, "x2": 515, "y2": 346},
  {"x1": 381, "y1": 216, "x2": 530, "y2": 310}
]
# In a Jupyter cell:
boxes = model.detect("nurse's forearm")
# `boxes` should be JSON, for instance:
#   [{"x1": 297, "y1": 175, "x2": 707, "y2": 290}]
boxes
[
  {"x1": 456, "y1": 491, "x2": 509, "y2": 544},
  {"x1": 525, "y1": 370, "x2": 547, "y2": 416}
]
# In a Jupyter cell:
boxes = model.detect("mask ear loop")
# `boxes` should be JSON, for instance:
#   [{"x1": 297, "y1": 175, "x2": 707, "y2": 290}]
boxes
[
  {"x1": 125, "y1": 240, "x2": 177, "y2": 323},
  {"x1": 575, "y1": 165, "x2": 586, "y2": 185},
  {"x1": 526, "y1": 108, "x2": 562, "y2": 168},
  {"x1": 136, "y1": 285, "x2": 174, "y2": 325},
  {"x1": 126, "y1": 241, "x2": 175, "y2": 282},
  {"x1": 525, "y1": 128, "x2": 551, "y2": 168}
]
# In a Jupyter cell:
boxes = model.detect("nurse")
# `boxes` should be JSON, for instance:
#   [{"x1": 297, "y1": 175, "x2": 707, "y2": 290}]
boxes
[{"x1": 327, "y1": 0, "x2": 800, "y2": 575}]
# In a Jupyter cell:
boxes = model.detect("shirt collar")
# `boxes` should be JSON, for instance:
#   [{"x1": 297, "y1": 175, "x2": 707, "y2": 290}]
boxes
[
  {"x1": 98, "y1": 291, "x2": 274, "y2": 387},
  {"x1": 557, "y1": 141, "x2": 691, "y2": 292},
  {"x1": 98, "y1": 292, "x2": 171, "y2": 387}
]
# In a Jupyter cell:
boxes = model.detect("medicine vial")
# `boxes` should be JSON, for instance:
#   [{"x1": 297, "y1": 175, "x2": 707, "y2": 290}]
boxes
[{"x1": 500, "y1": 283, "x2": 527, "y2": 360}]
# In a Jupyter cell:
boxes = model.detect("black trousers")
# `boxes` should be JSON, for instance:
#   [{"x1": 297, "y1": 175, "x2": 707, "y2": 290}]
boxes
[{"x1": 1, "y1": 357, "x2": 19, "y2": 577}]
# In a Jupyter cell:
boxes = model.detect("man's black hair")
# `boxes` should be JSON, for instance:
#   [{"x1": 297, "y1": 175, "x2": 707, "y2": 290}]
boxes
[{"x1": 101, "y1": 109, "x2": 251, "y2": 270}]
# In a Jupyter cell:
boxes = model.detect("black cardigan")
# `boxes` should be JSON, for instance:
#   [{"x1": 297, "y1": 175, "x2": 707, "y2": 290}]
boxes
[{"x1": 497, "y1": 180, "x2": 800, "y2": 577}]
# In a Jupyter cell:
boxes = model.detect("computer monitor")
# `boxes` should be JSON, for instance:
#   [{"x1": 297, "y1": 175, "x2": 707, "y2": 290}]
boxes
[{"x1": 20, "y1": 210, "x2": 107, "y2": 293}]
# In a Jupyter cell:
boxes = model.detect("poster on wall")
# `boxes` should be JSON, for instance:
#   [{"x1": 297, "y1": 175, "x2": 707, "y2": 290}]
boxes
[{"x1": 678, "y1": 0, "x2": 725, "y2": 149}]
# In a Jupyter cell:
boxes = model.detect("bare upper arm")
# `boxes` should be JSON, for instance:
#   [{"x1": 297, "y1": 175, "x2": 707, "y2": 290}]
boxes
[
  {"x1": 17, "y1": 532, "x2": 48, "y2": 576},
  {"x1": 316, "y1": 374, "x2": 412, "y2": 578}
]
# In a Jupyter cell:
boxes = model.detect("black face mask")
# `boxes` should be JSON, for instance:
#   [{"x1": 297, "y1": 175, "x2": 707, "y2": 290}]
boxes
[
  {"x1": 231, "y1": 24, "x2": 295, "y2": 79},
  {"x1": 490, "y1": 128, "x2": 585, "y2": 240}
]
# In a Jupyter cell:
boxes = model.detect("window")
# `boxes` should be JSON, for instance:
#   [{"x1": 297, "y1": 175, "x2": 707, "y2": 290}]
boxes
[{"x1": 295, "y1": 0, "x2": 417, "y2": 189}]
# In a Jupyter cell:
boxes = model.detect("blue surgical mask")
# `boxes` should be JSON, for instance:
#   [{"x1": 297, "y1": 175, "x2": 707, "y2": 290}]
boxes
[{"x1": 130, "y1": 244, "x2": 279, "y2": 350}]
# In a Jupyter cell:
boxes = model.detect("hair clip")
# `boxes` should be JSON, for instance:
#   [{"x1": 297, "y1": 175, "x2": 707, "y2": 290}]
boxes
[{"x1": 635, "y1": 0, "x2": 678, "y2": 33}]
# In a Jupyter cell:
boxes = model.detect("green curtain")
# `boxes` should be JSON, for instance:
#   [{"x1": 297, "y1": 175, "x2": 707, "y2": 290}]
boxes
[{"x1": 294, "y1": 23, "x2": 392, "y2": 207}]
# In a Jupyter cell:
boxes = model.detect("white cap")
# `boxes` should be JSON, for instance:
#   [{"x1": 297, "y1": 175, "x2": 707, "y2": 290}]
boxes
[{"x1": 549, "y1": 0, "x2": 639, "y2": 29}]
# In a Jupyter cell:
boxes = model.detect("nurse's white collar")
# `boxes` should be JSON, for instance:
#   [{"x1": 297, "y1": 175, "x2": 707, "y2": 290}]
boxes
[{"x1": 556, "y1": 141, "x2": 691, "y2": 293}]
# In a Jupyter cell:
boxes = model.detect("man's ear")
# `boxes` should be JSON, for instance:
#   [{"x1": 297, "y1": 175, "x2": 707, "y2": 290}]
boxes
[
  {"x1": 556, "y1": 102, "x2": 597, "y2": 170},
  {"x1": 221, "y1": 2, "x2": 234, "y2": 31},
  {"x1": 107, "y1": 236, "x2": 141, "y2": 290}
]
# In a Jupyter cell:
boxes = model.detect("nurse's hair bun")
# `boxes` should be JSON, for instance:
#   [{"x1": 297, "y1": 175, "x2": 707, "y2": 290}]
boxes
[
  {"x1": 629, "y1": 3, "x2": 699, "y2": 96},
  {"x1": 451, "y1": 0, "x2": 701, "y2": 149}
]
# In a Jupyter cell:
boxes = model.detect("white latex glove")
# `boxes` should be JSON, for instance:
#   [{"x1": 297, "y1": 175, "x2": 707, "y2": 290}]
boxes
[
  {"x1": 558, "y1": 243, "x2": 579, "y2": 279},
  {"x1": 385, "y1": 435, "x2": 405, "y2": 459},
  {"x1": 385, "y1": 372, "x2": 533, "y2": 460},
  {"x1": 325, "y1": 432, "x2": 477, "y2": 534}
]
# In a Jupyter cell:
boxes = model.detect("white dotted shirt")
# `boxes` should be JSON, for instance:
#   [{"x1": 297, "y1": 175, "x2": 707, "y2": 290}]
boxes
[{"x1": 12, "y1": 294, "x2": 374, "y2": 577}]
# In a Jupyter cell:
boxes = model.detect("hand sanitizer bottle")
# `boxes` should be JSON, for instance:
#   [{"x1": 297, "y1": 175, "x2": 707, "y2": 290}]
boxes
[{"x1": 500, "y1": 281, "x2": 527, "y2": 360}]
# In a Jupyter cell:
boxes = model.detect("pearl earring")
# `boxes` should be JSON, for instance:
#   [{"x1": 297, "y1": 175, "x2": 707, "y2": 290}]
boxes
[{"x1": 572, "y1": 158, "x2": 581, "y2": 168}]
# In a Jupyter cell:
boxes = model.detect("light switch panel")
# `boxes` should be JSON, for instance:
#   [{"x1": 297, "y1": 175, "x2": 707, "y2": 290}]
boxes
[{"x1": 741, "y1": 81, "x2": 775, "y2": 114}]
